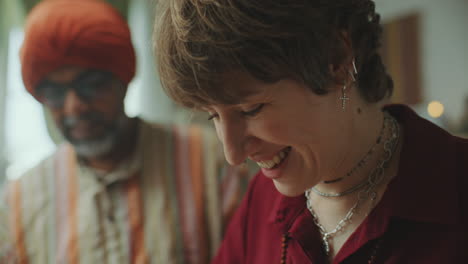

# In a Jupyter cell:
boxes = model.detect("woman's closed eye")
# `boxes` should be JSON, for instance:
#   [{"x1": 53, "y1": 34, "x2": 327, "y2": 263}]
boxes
[
  {"x1": 242, "y1": 103, "x2": 264, "y2": 117},
  {"x1": 207, "y1": 103, "x2": 265, "y2": 121},
  {"x1": 207, "y1": 112, "x2": 219, "y2": 121}
]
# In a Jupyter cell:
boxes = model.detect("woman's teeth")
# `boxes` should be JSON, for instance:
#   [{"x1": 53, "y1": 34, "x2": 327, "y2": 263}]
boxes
[{"x1": 257, "y1": 147, "x2": 290, "y2": 169}]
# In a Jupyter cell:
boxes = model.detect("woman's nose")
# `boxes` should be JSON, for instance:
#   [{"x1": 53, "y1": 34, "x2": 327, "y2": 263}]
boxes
[{"x1": 216, "y1": 118, "x2": 248, "y2": 166}]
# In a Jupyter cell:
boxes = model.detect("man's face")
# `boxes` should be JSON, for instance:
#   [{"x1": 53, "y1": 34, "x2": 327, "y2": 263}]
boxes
[{"x1": 36, "y1": 66, "x2": 128, "y2": 158}]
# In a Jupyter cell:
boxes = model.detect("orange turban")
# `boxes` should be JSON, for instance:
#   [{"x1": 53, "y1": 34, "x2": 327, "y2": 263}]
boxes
[{"x1": 20, "y1": 0, "x2": 136, "y2": 100}]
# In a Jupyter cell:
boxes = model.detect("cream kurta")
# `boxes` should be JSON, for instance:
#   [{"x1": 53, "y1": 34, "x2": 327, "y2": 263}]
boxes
[{"x1": 0, "y1": 120, "x2": 246, "y2": 264}]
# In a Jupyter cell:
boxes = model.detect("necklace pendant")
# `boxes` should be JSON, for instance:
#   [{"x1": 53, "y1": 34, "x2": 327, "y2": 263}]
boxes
[{"x1": 322, "y1": 234, "x2": 331, "y2": 255}]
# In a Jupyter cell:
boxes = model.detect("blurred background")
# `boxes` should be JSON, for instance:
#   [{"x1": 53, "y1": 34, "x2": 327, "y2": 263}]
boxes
[{"x1": 0, "y1": 0, "x2": 467, "y2": 184}]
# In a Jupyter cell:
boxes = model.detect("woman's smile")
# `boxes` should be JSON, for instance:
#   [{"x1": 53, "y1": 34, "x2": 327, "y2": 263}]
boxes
[{"x1": 253, "y1": 146, "x2": 292, "y2": 179}]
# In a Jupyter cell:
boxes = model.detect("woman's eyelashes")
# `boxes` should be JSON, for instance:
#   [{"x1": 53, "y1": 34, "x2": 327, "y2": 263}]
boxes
[
  {"x1": 207, "y1": 103, "x2": 265, "y2": 121},
  {"x1": 207, "y1": 112, "x2": 219, "y2": 120},
  {"x1": 242, "y1": 103, "x2": 264, "y2": 117}
]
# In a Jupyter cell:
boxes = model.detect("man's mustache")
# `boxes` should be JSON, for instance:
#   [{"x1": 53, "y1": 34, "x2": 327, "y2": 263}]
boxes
[{"x1": 62, "y1": 113, "x2": 106, "y2": 129}]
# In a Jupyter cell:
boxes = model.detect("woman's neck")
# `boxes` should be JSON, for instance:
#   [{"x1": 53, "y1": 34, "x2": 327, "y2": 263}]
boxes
[
  {"x1": 316, "y1": 104, "x2": 386, "y2": 195},
  {"x1": 307, "y1": 106, "x2": 404, "y2": 256}
]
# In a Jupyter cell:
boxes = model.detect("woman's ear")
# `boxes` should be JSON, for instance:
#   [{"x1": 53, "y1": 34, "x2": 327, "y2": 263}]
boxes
[
  {"x1": 340, "y1": 31, "x2": 353, "y2": 53},
  {"x1": 329, "y1": 31, "x2": 355, "y2": 86},
  {"x1": 329, "y1": 61, "x2": 350, "y2": 86}
]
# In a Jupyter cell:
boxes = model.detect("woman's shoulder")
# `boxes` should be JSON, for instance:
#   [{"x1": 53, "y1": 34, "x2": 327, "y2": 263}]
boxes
[{"x1": 454, "y1": 136, "x2": 468, "y2": 179}]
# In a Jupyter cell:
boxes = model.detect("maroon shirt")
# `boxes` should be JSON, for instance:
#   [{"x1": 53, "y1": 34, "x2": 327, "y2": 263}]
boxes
[{"x1": 213, "y1": 105, "x2": 468, "y2": 263}]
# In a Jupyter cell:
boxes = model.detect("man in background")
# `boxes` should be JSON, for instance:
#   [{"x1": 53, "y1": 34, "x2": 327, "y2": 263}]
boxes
[{"x1": 0, "y1": 0, "x2": 246, "y2": 263}]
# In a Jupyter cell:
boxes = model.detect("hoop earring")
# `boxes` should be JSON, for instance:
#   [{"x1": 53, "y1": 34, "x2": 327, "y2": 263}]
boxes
[
  {"x1": 352, "y1": 59, "x2": 358, "y2": 74},
  {"x1": 349, "y1": 70, "x2": 356, "y2": 82},
  {"x1": 349, "y1": 59, "x2": 358, "y2": 82}
]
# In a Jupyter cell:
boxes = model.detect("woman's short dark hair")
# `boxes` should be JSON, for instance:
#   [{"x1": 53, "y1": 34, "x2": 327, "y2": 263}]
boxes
[{"x1": 154, "y1": 0, "x2": 393, "y2": 109}]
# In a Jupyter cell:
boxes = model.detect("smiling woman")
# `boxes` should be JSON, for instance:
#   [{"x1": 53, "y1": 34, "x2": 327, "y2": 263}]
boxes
[{"x1": 154, "y1": 0, "x2": 468, "y2": 263}]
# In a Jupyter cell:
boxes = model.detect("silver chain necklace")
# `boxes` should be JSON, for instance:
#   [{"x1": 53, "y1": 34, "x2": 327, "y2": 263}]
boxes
[{"x1": 305, "y1": 113, "x2": 400, "y2": 255}]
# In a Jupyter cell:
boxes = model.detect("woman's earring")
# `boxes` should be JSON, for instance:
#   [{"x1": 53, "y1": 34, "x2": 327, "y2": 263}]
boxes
[
  {"x1": 349, "y1": 70, "x2": 356, "y2": 82},
  {"x1": 340, "y1": 59, "x2": 357, "y2": 110},
  {"x1": 349, "y1": 59, "x2": 358, "y2": 82},
  {"x1": 340, "y1": 84, "x2": 349, "y2": 110}
]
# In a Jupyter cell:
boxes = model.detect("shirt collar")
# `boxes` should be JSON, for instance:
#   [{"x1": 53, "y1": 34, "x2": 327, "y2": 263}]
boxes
[
  {"x1": 268, "y1": 190, "x2": 306, "y2": 233},
  {"x1": 378, "y1": 104, "x2": 461, "y2": 225},
  {"x1": 337, "y1": 104, "x2": 464, "y2": 261}
]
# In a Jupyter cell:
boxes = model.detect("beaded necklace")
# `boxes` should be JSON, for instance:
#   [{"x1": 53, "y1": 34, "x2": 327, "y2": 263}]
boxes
[{"x1": 280, "y1": 233, "x2": 384, "y2": 264}]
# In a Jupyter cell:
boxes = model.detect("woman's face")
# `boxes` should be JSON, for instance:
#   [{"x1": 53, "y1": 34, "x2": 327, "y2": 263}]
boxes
[{"x1": 206, "y1": 72, "x2": 354, "y2": 197}]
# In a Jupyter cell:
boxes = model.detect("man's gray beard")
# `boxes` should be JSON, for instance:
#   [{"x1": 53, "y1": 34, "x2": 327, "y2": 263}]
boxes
[
  {"x1": 67, "y1": 114, "x2": 130, "y2": 159},
  {"x1": 72, "y1": 132, "x2": 117, "y2": 158}
]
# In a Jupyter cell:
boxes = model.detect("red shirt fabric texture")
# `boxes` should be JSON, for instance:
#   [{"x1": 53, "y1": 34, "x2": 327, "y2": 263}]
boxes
[{"x1": 213, "y1": 104, "x2": 468, "y2": 264}]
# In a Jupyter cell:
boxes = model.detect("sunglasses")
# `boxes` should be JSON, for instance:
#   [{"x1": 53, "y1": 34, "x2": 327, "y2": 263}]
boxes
[{"x1": 36, "y1": 70, "x2": 115, "y2": 109}]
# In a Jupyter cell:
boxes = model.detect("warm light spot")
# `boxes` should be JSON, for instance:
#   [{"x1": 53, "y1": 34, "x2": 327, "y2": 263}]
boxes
[{"x1": 427, "y1": 101, "x2": 444, "y2": 118}]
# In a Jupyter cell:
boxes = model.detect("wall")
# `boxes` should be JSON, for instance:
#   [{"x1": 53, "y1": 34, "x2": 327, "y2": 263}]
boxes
[
  {"x1": 375, "y1": 0, "x2": 468, "y2": 124},
  {"x1": 0, "y1": 0, "x2": 26, "y2": 182},
  {"x1": 133, "y1": 0, "x2": 468, "y2": 127}
]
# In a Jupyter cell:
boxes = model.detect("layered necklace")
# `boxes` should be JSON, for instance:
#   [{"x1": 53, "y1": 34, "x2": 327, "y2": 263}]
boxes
[
  {"x1": 305, "y1": 112, "x2": 400, "y2": 256},
  {"x1": 310, "y1": 112, "x2": 387, "y2": 197}
]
